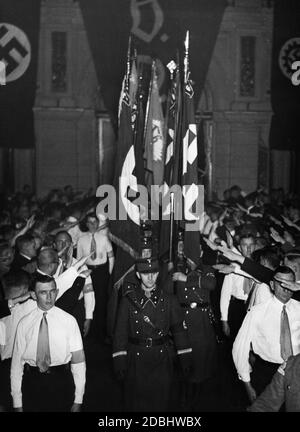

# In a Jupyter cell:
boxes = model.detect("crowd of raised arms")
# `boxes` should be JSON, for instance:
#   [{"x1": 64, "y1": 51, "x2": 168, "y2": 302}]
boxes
[{"x1": 0, "y1": 182, "x2": 300, "y2": 412}]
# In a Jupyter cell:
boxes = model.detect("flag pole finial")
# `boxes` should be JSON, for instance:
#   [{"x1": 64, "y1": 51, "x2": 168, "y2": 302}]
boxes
[{"x1": 184, "y1": 30, "x2": 189, "y2": 81}]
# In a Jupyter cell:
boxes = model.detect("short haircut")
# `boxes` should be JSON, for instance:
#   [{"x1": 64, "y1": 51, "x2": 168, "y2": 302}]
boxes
[
  {"x1": 37, "y1": 248, "x2": 59, "y2": 268},
  {"x1": 285, "y1": 253, "x2": 300, "y2": 264},
  {"x1": 2, "y1": 270, "x2": 31, "y2": 299},
  {"x1": 252, "y1": 247, "x2": 281, "y2": 270},
  {"x1": 274, "y1": 265, "x2": 295, "y2": 281},
  {"x1": 55, "y1": 230, "x2": 72, "y2": 242},
  {"x1": 15, "y1": 234, "x2": 35, "y2": 252},
  {"x1": 239, "y1": 233, "x2": 255, "y2": 242},
  {"x1": 34, "y1": 273, "x2": 57, "y2": 290}
]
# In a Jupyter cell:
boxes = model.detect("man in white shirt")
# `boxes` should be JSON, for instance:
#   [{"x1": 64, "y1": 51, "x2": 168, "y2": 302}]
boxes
[
  {"x1": 77, "y1": 213, "x2": 114, "y2": 341},
  {"x1": 232, "y1": 266, "x2": 300, "y2": 404},
  {"x1": 220, "y1": 234, "x2": 256, "y2": 342},
  {"x1": 11, "y1": 274, "x2": 86, "y2": 412}
]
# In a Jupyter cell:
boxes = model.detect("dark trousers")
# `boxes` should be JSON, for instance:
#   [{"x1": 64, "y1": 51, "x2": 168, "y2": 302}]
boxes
[
  {"x1": 0, "y1": 358, "x2": 12, "y2": 411},
  {"x1": 251, "y1": 354, "x2": 281, "y2": 396},
  {"x1": 22, "y1": 364, "x2": 74, "y2": 412},
  {"x1": 228, "y1": 296, "x2": 246, "y2": 342},
  {"x1": 89, "y1": 262, "x2": 109, "y2": 341}
]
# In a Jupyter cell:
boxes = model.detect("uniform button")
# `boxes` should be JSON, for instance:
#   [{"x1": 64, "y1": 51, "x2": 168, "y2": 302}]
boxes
[
  {"x1": 136, "y1": 331, "x2": 139, "y2": 334},
  {"x1": 161, "y1": 309, "x2": 164, "y2": 312},
  {"x1": 185, "y1": 295, "x2": 188, "y2": 299},
  {"x1": 160, "y1": 349, "x2": 163, "y2": 353},
  {"x1": 186, "y1": 310, "x2": 189, "y2": 315},
  {"x1": 192, "y1": 287, "x2": 195, "y2": 291},
  {"x1": 161, "y1": 299, "x2": 163, "y2": 302},
  {"x1": 134, "y1": 311, "x2": 137, "y2": 314},
  {"x1": 136, "y1": 320, "x2": 138, "y2": 323},
  {"x1": 287, "y1": 385, "x2": 291, "y2": 390},
  {"x1": 184, "y1": 288, "x2": 187, "y2": 291},
  {"x1": 137, "y1": 352, "x2": 140, "y2": 356}
]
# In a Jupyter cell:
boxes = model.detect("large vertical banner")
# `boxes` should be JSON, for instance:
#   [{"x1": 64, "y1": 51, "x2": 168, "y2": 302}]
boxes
[
  {"x1": 79, "y1": 0, "x2": 227, "y2": 131},
  {"x1": 0, "y1": 0, "x2": 41, "y2": 148},
  {"x1": 269, "y1": 0, "x2": 300, "y2": 150}
]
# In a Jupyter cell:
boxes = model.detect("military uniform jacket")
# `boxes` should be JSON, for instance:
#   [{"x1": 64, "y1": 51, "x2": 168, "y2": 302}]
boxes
[
  {"x1": 112, "y1": 280, "x2": 191, "y2": 411},
  {"x1": 175, "y1": 265, "x2": 218, "y2": 383}
]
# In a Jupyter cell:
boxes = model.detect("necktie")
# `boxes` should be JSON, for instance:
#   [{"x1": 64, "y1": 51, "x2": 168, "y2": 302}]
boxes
[
  {"x1": 245, "y1": 282, "x2": 257, "y2": 311},
  {"x1": 36, "y1": 312, "x2": 51, "y2": 373},
  {"x1": 280, "y1": 305, "x2": 293, "y2": 361},
  {"x1": 90, "y1": 234, "x2": 97, "y2": 260}
]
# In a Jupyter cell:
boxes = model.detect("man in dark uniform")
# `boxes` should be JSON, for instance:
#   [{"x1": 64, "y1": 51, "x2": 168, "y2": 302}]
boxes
[
  {"x1": 172, "y1": 259, "x2": 219, "y2": 411},
  {"x1": 112, "y1": 256, "x2": 192, "y2": 412}
]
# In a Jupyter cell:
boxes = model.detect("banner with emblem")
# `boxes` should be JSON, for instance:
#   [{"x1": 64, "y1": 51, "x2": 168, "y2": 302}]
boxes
[
  {"x1": 182, "y1": 33, "x2": 201, "y2": 268},
  {"x1": 144, "y1": 60, "x2": 165, "y2": 190},
  {"x1": 0, "y1": 0, "x2": 41, "y2": 148},
  {"x1": 79, "y1": 0, "x2": 226, "y2": 131},
  {"x1": 269, "y1": 0, "x2": 300, "y2": 150},
  {"x1": 109, "y1": 57, "x2": 142, "y2": 288}
]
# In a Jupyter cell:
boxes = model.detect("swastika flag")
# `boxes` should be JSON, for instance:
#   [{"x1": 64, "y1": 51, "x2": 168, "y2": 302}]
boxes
[{"x1": 0, "y1": 0, "x2": 41, "y2": 148}]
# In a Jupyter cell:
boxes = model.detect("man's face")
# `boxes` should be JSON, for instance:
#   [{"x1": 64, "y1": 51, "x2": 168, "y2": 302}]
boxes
[
  {"x1": 137, "y1": 271, "x2": 159, "y2": 292},
  {"x1": 0, "y1": 247, "x2": 14, "y2": 269},
  {"x1": 55, "y1": 233, "x2": 72, "y2": 253},
  {"x1": 33, "y1": 281, "x2": 58, "y2": 311},
  {"x1": 239, "y1": 238, "x2": 256, "y2": 258},
  {"x1": 86, "y1": 217, "x2": 99, "y2": 233},
  {"x1": 272, "y1": 272, "x2": 295, "y2": 304}
]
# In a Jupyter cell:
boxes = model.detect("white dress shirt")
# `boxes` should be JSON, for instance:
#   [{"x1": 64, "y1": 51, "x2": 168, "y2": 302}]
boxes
[
  {"x1": 220, "y1": 273, "x2": 249, "y2": 321},
  {"x1": 0, "y1": 299, "x2": 36, "y2": 360},
  {"x1": 11, "y1": 305, "x2": 84, "y2": 407},
  {"x1": 77, "y1": 231, "x2": 113, "y2": 266},
  {"x1": 232, "y1": 296, "x2": 300, "y2": 382},
  {"x1": 246, "y1": 281, "x2": 272, "y2": 311}
]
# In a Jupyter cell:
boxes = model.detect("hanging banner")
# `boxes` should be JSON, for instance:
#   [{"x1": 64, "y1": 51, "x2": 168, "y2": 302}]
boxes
[
  {"x1": 79, "y1": 0, "x2": 226, "y2": 131},
  {"x1": 0, "y1": 0, "x2": 41, "y2": 148},
  {"x1": 269, "y1": 0, "x2": 300, "y2": 150}
]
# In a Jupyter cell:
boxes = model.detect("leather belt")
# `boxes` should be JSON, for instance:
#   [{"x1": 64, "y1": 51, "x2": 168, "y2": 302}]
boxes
[
  {"x1": 180, "y1": 302, "x2": 210, "y2": 309},
  {"x1": 24, "y1": 363, "x2": 70, "y2": 374},
  {"x1": 129, "y1": 335, "x2": 169, "y2": 348},
  {"x1": 230, "y1": 296, "x2": 245, "y2": 304},
  {"x1": 87, "y1": 264, "x2": 105, "y2": 269}
]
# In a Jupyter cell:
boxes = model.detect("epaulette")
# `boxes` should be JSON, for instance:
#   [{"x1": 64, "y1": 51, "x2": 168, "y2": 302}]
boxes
[
  {"x1": 122, "y1": 281, "x2": 136, "y2": 297},
  {"x1": 277, "y1": 361, "x2": 287, "y2": 376}
]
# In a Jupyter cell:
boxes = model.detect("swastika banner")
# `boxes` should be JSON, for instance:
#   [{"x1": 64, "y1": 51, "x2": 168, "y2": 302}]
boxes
[
  {"x1": 269, "y1": 0, "x2": 300, "y2": 150},
  {"x1": 0, "y1": 0, "x2": 41, "y2": 148},
  {"x1": 79, "y1": 0, "x2": 226, "y2": 132}
]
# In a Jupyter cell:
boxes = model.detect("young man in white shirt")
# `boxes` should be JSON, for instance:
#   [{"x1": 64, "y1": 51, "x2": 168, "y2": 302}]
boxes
[
  {"x1": 77, "y1": 213, "x2": 114, "y2": 341},
  {"x1": 232, "y1": 266, "x2": 300, "y2": 404},
  {"x1": 11, "y1": 274, "x2": 86, "y2": 412}
]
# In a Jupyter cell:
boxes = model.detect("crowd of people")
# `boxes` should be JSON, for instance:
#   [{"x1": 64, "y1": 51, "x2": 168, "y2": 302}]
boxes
[{"x1": 0, "y1": 183, "x2": 300, "y2": 412}]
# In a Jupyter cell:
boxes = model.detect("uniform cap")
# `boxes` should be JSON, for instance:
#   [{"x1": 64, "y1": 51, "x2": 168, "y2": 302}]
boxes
[{"x1": 135, "y1": 257, "x2": 159, "y2": 273}]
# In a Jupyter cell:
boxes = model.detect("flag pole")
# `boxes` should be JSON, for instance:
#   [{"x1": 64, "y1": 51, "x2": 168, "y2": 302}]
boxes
[
  {"x1": 184, "y1": 30, "x2": 189, "y2": 84},
  {"x1": 168, "y1": 192, "x2": 174, "y2": 264}
]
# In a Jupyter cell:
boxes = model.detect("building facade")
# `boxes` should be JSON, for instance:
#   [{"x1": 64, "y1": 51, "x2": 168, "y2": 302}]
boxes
[{"x1": 8, "y1": 0, "x2": 282, "y2": 199}]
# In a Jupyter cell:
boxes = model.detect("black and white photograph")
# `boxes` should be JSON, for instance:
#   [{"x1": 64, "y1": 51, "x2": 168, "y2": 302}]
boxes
[{"x1": 0, "y1": 0, "x2": 300, "y2": 421}]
